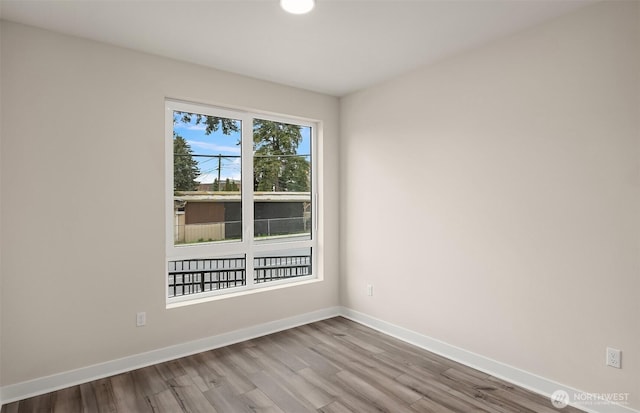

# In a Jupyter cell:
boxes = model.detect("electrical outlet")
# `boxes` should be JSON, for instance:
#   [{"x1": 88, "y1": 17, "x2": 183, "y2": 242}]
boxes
[
  {"x1": 367, "y1": 284, "x2": 373, "y2": 296},
  {"x1": 606, "y1": 347, "x2": 621, "y2": 369},
  {"x1": 136, "y1": 311, "x2": 146, "y2": 327}
]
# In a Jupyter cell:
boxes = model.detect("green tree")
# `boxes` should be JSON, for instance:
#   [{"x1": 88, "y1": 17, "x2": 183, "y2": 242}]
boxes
[
  {"x1": 253, "y1": 120, "x2": 310, "y2": 192},
  {"x1": 174, "y1": 112, "x2": 240, "y2": 192},
  {"x1": 175, "y1": 112, "x2": 239, "y2": 135},
  {"x1": 223, "y1": 178, "x2": 239, "y2": 191},
  {"x1": 173, "y1": 114, "x2": 309, "y2": 192},
  {"x1": 280, "y1": 157, "x2": 310, "y2": 191},
  {"x1": 173, "y1": 134, "x2": 200, "y2": 191}
]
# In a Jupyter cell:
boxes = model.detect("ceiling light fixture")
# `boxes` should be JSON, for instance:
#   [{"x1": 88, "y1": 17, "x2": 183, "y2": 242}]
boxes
[{"x1": 280, "y1": 0, "x2": 315, "y2": 15}]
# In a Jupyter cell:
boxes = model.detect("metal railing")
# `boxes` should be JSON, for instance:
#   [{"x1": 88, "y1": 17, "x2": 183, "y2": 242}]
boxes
[
  {"x1": 254, "y1": 217, "x2": 310, "y2": 237},
  {"x1": 168, "y1": 253, "x2": 312, "y2": 298},
  {"x1": 254, "y1": 255, "x2": 312, "y2": 283},
  {"x1": 168, "y1": 257, "x2": 246, "y2": 298}
]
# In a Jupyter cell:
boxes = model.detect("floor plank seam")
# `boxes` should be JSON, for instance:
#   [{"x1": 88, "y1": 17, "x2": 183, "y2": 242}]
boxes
[{"x1": 1, "y1": 317, "x2": 588, "y2": 413}]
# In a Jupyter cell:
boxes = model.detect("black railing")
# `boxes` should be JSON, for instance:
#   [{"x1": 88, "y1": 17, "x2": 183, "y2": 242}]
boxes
[
  {"x1": 168, "y1": 254, "x2": 312, "y2": 298},
  {"x1": 254, "y1": 255, "x2": 312, "y2": 283},
  {"x1": 168, "y1": 257, "x2": 246, "y2": 298}
]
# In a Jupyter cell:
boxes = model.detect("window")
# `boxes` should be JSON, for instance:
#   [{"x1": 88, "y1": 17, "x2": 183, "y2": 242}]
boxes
[{"x1": 165, "y1": 100, "x2": 317, "y2": 304}]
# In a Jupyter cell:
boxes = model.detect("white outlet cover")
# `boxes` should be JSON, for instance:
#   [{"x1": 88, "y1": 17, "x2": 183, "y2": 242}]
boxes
[
  {"x1": 606, "y1": 347, "x2": 621, "y2": 369},
  {"x1": 136, "y1": 312, "x2": 146, "y2": 327}
]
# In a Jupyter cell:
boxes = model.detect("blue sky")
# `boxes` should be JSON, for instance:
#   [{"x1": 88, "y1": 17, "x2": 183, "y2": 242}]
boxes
[
  {"x1": 174, "y1": 113, "x2": 311, "y2": 184},
  {"x1": 173, "y1": 115, "x2": 242, "y2": 183}
]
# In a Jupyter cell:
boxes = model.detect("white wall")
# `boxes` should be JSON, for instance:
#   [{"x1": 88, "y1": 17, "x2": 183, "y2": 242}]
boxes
[
  {"x1": 0, "y1": 19, "x2": 4, "y2": 396},
  {"x1": 2, "y1": 1, "x2": 639, "y2": 409},
  {"x1": 340, "y1": 0, "x2": 639, "y2": 409},
  {"x1": 0, "y1": 21, "x2": 339, "y2": 386}
]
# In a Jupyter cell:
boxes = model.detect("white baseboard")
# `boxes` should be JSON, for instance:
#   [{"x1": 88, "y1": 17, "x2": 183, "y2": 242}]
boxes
[
  {"x1": 339, "y1": 307, "x2": 638, "y2": 413},
  {"x1": 0, "y1": 306, "x2": 341, "y2": 406},
  {"x1": 1, "y1": 306, "x2": 637, "y2": 413}
]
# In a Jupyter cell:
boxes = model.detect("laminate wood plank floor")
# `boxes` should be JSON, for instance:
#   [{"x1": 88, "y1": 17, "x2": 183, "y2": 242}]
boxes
[{"x1": 1, "y1": 317, "x2": 585, "y2": 413}]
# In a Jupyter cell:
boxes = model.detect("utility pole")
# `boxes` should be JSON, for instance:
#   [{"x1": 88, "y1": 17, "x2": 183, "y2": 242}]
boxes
[{"x1": 216, "y1": 154, "x2": 222, "y2": 191}]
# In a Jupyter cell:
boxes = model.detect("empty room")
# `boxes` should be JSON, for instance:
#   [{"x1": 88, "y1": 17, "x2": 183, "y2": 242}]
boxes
[{"x1": 0, "y1": 0, "x2": 638, "y2": 412}]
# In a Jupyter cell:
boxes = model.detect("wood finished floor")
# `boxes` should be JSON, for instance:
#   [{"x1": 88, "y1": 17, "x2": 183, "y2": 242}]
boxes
[{"x1": 2, "y1": 317, "x2": 584, "y2": 413}]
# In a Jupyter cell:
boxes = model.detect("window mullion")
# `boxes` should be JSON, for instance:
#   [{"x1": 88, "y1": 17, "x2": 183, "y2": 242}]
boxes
[{"x1": 242, "y1": 114, "x2": 255, "y2": 288}]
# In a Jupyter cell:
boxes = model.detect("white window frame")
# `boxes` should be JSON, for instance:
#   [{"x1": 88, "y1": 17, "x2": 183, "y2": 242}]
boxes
[{"x1": 165, "y1": 99, "x2": 319, "y2": 305}]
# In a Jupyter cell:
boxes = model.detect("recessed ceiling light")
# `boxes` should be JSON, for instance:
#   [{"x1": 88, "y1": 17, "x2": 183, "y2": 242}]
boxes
[{"x1": 280, "y1": 0, "x2": 315, "y2": 15}]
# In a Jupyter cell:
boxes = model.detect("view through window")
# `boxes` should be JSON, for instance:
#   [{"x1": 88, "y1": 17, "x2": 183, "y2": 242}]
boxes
[{"x1": 166, "y1": 101, "x2": 316, "y2": 302}]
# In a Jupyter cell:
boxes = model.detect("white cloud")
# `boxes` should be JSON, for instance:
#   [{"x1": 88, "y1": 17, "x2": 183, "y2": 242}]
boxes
[
  {"x1": 174, "y1": 123, "x2": 206, "y2": 131},
  {"x1": 188, "y1": 140, "x2": 240, "y2": 154}
]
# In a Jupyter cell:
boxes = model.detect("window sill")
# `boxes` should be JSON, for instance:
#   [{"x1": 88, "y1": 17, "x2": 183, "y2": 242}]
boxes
[{"x1": 166, "y1": 276, "x2": 322, "y2": 309}]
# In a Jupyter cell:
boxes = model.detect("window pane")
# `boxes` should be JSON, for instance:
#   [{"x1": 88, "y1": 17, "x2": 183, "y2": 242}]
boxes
[
  {"x1": 168, "y1": 254, "x2": 246, "y2": 297},
  {"x1": 253, "y1": 119, "x2": 312, "y2": 242},
  {"x1": 173, "y1": 111, "x2": 242, "y2": 245},
  {"x1": 254, "y1": 248, "x2": 312, "y2": 284}
]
